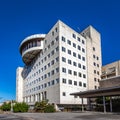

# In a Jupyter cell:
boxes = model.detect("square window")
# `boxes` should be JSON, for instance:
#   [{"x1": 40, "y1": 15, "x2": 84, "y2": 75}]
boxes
[
  {"x1": 67, "y1": 40, "x2": 71, "y2": 45},
  {"x1": 62, "y1": 57, "x2": 66, "y2": 62},
  {"x1": 68, "y1": 50, "x2": 71, "y2": 55},
  {"x1": 63, "y1": 92, "x2": 66, "y2": 96},
  {"x1": 68, "y1": 80, "x2": 72, "y2": 85},
  {"x1": 62, "y1": 36, "x2": 66, "y2": 42},
  {"x1": 62, "y1": 78, "x2": 66, "y2": 83}
]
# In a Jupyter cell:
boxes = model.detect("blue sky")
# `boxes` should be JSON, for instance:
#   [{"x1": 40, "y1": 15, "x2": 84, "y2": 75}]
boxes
[{"x1": 0, "y1": 0, "x2": 120, "y2": 101}]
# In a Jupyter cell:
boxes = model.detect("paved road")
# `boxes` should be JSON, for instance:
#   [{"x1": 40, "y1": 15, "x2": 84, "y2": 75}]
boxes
[
  {"x1": 0, "y1": 114, "x2": 31, "y2": 120},
  {"x1": 13, "y1": 112, "x2": 120, "y2": 120}
]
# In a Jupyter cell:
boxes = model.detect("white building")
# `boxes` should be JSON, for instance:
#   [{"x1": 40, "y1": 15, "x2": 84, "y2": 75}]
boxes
[{"x1": 16, "y1": 20, "x2": 101, "y2": 108}]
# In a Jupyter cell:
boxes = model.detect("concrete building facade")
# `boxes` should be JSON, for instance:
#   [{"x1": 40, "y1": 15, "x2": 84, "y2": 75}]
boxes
[
  {"x1": 101, "y1": 60, "x2": 120, "y2": 79},
  {"x1": 81, "y1": 26, "x2": 102, "y2": 90},
  {"x1": 16, "y1": 20, "x2": 102, "y2": 108}
]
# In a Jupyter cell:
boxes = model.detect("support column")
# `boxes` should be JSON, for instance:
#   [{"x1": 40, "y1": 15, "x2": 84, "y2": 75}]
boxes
[
  {"x1": 110, "y1": 97, "x2": 113, "y2": 112},
  {"x1": 88, "y1": 98, "x2": 91, "y2": 111},
  {"x1": 81, "y1": 98, "x2": 84, "y2": 112},
  {"x1": 103, "y1": 96, "x2": 106, "y2": 113}
]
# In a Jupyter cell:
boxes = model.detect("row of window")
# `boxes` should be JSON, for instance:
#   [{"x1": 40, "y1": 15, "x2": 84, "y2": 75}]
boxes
[
  {"x1": 26, "y1": 66, "x2": 59, "y2": 84},
  {"x1": 62, "y1": 46, "x2": 85, "y2": 54},
  {"x1": 62, "y1": 78, "x2": 86, "y2": 87},
  {"x1": 25, "y1": 78, "x2": 59, "y2": 94},
  {"x1": 62, "y1": 36, "x2": 85, "y2": 45},
  {"x1": 62, "y1": 67, "x2": 86, "y2": 78},
  {"x1": 62, "y1": 57, "x2": 86, "y2": 70}
]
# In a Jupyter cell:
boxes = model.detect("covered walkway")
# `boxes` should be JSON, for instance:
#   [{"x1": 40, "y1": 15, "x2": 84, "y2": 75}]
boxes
[{"x1": 70, "y1": 86, "x2": 120, "y2": 113}]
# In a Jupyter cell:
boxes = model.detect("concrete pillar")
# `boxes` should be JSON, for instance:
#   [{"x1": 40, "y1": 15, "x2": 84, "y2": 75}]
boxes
[
  {"x1": 103, "y1": 96, "x2": 106, "y2": 113},
  {"x1": 35, "y1": 94, "x2": 38, "y2": 102},
  {"x1": 110, "y1": 97, "x2": 113, "y2": 112},
  {"x1": 81, "y1": 98, "x2": 84, "y2": 112},
  {"x1": 87, "y1": 98, "x2": 91, "y2": 111}
]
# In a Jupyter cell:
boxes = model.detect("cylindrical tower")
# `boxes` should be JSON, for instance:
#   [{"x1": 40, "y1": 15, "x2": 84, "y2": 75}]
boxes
[{"x1": 19, "y1": 34, "x2": 46, "y2": 65}]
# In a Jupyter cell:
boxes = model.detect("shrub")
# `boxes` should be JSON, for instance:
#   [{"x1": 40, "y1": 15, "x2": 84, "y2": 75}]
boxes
[
  {"x1": 13, "y1": 102, "x2": 29, "y2": 112},
  {"x1": 44, "y1": 104, "x2": 55, "y2": 113},
  {"x1": 34, "y1": 100, "x2": 55, "y2": 113},
  {"x1": 1, "y1": 102, "x2": 11, "y2": 111}
]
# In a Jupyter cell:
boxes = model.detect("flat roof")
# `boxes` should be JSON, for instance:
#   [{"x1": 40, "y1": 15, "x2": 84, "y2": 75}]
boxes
[{"x1": 70, "y1": 86, "x2": 120, "y2": 98}]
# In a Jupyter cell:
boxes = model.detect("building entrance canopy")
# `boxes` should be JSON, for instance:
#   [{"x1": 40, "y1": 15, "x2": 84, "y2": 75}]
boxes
[
  {"x1": 70, "y1": 86, "x2": 120, "y2": 113},
  {"x1": 70, "y1": 86, "x2": 120, "y2": 98}
]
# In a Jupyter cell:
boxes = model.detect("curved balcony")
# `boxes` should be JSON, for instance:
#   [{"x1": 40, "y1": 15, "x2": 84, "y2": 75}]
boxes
[{"x1": 20, "y1": 34, "x2": 46, "y2": 65}]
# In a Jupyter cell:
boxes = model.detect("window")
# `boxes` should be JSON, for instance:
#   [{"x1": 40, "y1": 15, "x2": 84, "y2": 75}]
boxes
[
  {"x1": 48, "y1": 82, "x2": 50, "y2": 86},
  {"x1": 83, "y1": 74, "x2": 86, "y2": 78},
  {"x1": 78, "y1": 54, "x2": 81, "y2": 59},
  {"x1": 83, "y1": 83, "x2": 86, "y2": 87},
  {"x1": 68, "y1": 80, "x2": 72, "y2": 85},
  {"x1": 56, "y1": 46, "x2": 59, "y2": 52},
  {"x1": 93, "y1": 47, "x2": 95, "y2": 51},
  {"x1": 62, "y1": 36, "x2": 66, "y2": 42},
  {"x1": 55, "y1": 27, "x2": 58, "y2": 32},
  {"x1": 48, "y1": 72, "x2": 50, "y2": 77},
  {"x1": 94, "y1": 78, "x2": 96, "y2": 82},
  {"x1": 55, "y1": 36, "x2": 59, "y2": 42},
  {"x1": 56, "y1": 57, "x2": 59, "y2": 62},
  {"x1": 52, "y1": 31, "x2": 54, "y2": 36},
  {"x1": 48, "y1": 54, "x2": 50, "y2": 58},
  {"x1": 44, "y1": 65, "x2": 47, "y2": 70},
  {"x1": 44, "y1": 83, "x2": 47, "y2": 88},
  {"x1": 78, "y1": 63, "x2": 81, "y2": 68},
  {"x1": 68, "y1": 50, "x2": 71, "y2": 55},
  {"x1": 48, "y1": 63, "x2": 50, "y2": 67},
  {"x1": 78, "y1": 45, "x2": 81, "y2": 50},
  {"x1": 51, "y1": 80, "x2": 54, "y2": 85},
  {"x1": 51, "y1": 50, "x2": 54, "y2": 55},
  {"x1": 82, "y1": 57, "x2": 85, "y2": 61},
  {"x1": 51, "y1": 41, "x2": 54, "y2": 46},
  {"x1": 82, "y1": 40, "x2": 85, "y2": 44},
  {"x1": 79, "y1": 82, "x2": 82, "y2": 86},
  {"x1": 93, "y1": 55, "x2": 95, "y2": 58},
  {"x1": 62, "y1": 78, "x2": 66, "y2": 83},
  {"x1": 62, "y1": 57, "x2": 66, "y2": 62},
  {"x1": 83, "y1": 65, "x2": 86, "y2": 70},
  {"x1": 74, "y1": 71, "x2": 77, "y2": 76},
  {"x1": 51, "y1": 60, "x2": 54, "y2": 65},
  {"x1": 56, "y1": 78, "x2": 59, "y2": 83},
  {"x1": 72, "y1": 33, "x2": 76, "y2": 39},
  {"x1": 77, "y1": 37, "x2": 80, "y2": 42},
  {"x1": 67, "y1": 40, "x2": 71, "y2": 45},
  {"x1": 51, "y1": 70, "x2": 54, "y2": 75},
  {"x1": 62, "y1": 47, "x2": 66, "y2": 52},
  {"x1": 95, "y1": 86, "x2": 97, "y2": 89},
  {"x1": 78, "y1": 72, "x2": 82, "y2": 77},
  {"x1": 93, "y1": 62, "x2": 96, "y2": 66},
  {"x1": 97, "y1": 64, "x2": 99, "y2": 68},
  {"x1": 62, "y1": 67, "x2": 66, "y2": 73},
  {"x1": 94, "y1": 70, "x2": 96, "y2": 74},
  {"x1": 97, "y1": 71, "x2": 99, "y2": 75},
  {"x1": 56, "y1": 67, "x2": 59, "y2": 73},
  {"x1": 73, "y1": 43, "x2": 76, "y2": 48},
  {"x1": 73, "y1": 52, "x2": 76, "y2": 57},
  {"x1": 74, "y1": 81, "x2": 77, "y2": 86},
  {"x1": 63, "y1": 92, "x2": 66, "y2": 96},
  {"x1": 97, "y1": 56, "x2": 99, "y2": 60},
  {"x1": 48, "y1": 44, "x2": 50, "y2": 49},
  {"x1": 73, "y1": 62, "x2": 77, "y2": 66},
  {"x1": 68, "y1": 69, "x2": 72, "y2": 75},
  {"x1": 68, "y1": 59, "x2": 72, "y2": 65},
  {"x1": 82, "y1": 48, "x2": 85, "y2": 53}
]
